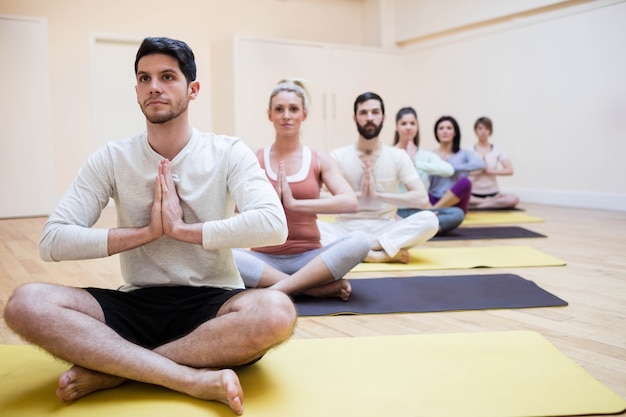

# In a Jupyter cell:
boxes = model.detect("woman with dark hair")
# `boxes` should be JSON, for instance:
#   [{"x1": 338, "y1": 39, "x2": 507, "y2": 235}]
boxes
[
  {"x1": 429, "y1": 115, "x2": 484, "y2": 213},
  {"x1": 393, "y1": 107, "x2": 464, "y2": 234},
  {"x1": 469, "y1": 117, "x2": 520, "y2": 209}
]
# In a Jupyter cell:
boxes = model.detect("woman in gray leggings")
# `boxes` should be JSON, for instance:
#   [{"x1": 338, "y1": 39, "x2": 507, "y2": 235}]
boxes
[{"x1": 233, "y1": 80, "x2": 371, "y2": 301}]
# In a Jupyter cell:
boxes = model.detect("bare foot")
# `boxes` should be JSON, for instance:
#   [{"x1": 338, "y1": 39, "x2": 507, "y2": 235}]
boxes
[
  {"x1": 57, "y1": 365, "x2": 244, "y2": 415},
  {"x1": 302, "y1": 279, "x2": 352, "y2": 301},
  {"x1": 57, "y1": 365, "x2": 125, "y2": 401},
  {"x1": 364, "y1": 249, "x2": 411, "y2": 264},
  {"x1": 185, "y1": 368, "x2": 244, "y2": 415}
]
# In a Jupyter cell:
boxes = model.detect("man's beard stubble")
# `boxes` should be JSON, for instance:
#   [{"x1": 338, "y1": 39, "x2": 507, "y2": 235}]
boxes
[
  {"x1": 141, "y1": 98, "x2": 189, "y2": 124},
  {"x1": 357, "y1": 121, "x2": 384, "y2": 140}
]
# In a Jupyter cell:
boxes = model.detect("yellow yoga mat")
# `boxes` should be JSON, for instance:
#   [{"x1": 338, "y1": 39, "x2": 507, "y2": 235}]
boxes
[
  {"x1": 352, "y1": 245, "x2": 566, "y2": 272},
  {"x1": 320, "y1": 211, "x2": 543, "y2": 226},
  {"x1": 463, "y1": 211, "x2": 544, "y2": 225},
  {"x1": 1, "y1": 331, "x2": 624, "y2": 417}
]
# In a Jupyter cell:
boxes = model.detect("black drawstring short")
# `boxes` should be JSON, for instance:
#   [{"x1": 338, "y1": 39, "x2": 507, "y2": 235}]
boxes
[{"x1": 85, "y1": 286, "x2": 245, "y2": 349}]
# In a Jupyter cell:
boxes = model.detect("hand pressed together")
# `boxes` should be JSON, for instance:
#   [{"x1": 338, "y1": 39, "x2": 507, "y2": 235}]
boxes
[
  {"x1": 158, "y1": 159, "x2": 185, "y2": 237},
  {"x1": 359, "y1": 157, "x2": 377, "y2": 198},
  {"x1": 276, "y1": 161, "x2": 297, "y2": 210}
]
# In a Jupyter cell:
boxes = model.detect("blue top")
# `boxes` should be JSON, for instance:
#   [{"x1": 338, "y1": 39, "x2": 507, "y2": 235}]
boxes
[{"x1": 429, "y1": 149, "x2": 485, "y2": 198}]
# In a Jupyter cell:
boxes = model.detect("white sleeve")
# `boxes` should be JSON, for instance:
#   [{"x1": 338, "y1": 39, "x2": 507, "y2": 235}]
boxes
[
  {"x1": 39, "y1": 148, "x2": 112, "y2": 261},
  {"x1": 201, "y1": 140, "x2": 287, "y2": 250},
  {"x1": 415, "y1": 150, "x2": 454, "y2": 178}
]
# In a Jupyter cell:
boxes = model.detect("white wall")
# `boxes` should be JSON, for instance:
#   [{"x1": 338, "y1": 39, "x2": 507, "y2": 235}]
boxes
[
  {"x1": 0, "y1": 15, "x2": 55, "y2": 217},
  {"x1": 400, "y1": 0, "x2": 626, "y2": 210},
  {"x1": 1, "y1": 0, "x2": 625, "y2": 213},
  {"x1": 394, "y1": 0, "x2": 573, "y2": 42},
  {"x1": 0, "y1": 0, "x2": 365, "y2": 209}
]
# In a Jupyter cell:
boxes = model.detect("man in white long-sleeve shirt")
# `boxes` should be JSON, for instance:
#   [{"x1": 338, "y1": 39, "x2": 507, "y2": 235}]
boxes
[{"x1": 4, "y1": 37, "x2": 294, "y2": 416}]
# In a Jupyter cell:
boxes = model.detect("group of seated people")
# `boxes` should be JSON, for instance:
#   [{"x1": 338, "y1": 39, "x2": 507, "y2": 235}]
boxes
[
  {"x1": 2, "y1": 38, "x2": 522, "y2": 413},
  {"x1": 237, "y1": 80, "x2": 521, "y2": 301},
  {"x1": 393, "y1": 108, "x2": 519, "y2": 226}
]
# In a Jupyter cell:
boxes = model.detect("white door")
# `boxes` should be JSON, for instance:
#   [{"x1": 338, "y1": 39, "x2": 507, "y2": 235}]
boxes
[
  {"x1": 0, "y1": 16, "x2": 55, "y2": 218},
  {"x1": 90, "y1": 36, "x2": 144, "y2": 150},
  {"x1": 235, "y1": 38, "x2": 330, "y2": 151},
  {"x1": 328, "y1": 46, "x2": 407, "y2": 150}
]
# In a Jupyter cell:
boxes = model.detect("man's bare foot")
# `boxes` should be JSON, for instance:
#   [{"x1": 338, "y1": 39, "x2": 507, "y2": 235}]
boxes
[
  {"x1": 58, "y1": 365, "x2": 245, "y2": 415},
  {"x1": 57, "y1": 365, "x2": 125, "y2": 401},
  {"x1": 302, "y1": 279, "x2": 352, "y2": 301},
  {"x1": 364, "y1": 249, "x2": 411, "y2": 264},
  {"x1": 185, "y1": 368, "x2": 244, "y2": 415}
]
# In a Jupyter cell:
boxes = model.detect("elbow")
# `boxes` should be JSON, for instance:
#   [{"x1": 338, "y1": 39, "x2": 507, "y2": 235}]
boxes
[
  {"x1": 39, "y1": 245, "x2": 54, "y2": 262},
  {"x1": 260, "y1": 199, "x2": 288, "y2": 244},
  {"x1": 38, "y1": 230, "x2": 56, "y2": 262},
  {"x1": 330, "y1": 193, "x2": 358, "y2": 213},
  {"x1": 418, "y1": 196, "x2": 430, "y2": 209},
  {"x1": 273, "y1": 212, "x2": 289, "y2": 243},
  {"x1": 259, "y1": 220, "x2": 287, "y2": 247},
  {"x1": 277, "y1": 223, "x2": 288, "y2": 243},
  {"x1": 346, "y1": 202, "x2": 359, "y2": 213},
  {"x1": 409, "y1": 194, "x2": 430, "y2": 210},
  {"x1": 344, "y1": 195, "x2": 359, "y2": 213}
]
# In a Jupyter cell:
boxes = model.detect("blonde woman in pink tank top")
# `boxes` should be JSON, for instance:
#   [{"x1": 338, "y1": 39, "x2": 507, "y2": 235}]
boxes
[{"x1": 233, "y1": 80, "x2": 371, "y2": 300}]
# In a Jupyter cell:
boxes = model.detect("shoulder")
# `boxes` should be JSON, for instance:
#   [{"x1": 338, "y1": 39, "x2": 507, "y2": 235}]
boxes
[
  {"x1": 195, "y1": 130, "x2": 241, "y2": 147},
  {"x1": 98, "y1": 132, "x2": 146, "y2": 163},
  {"x1": 382, "y1": 144, "x2": 408, "y2": 159},
  {"x1": 458, "y1": 148, "x2": 478, "y2": 157},
  {"x1": 193, "y1": 131, "x2": 253, "y2": 156},
  {"x1": 382, "y1": 146, "x2": 414, "y2": 170},
  {"x1": 329, "y1": 145, "x2": 354, "y2": 158},
  {"x1": 491, "y1": 143, "x2": 507, "y2": 153},
  {"x1": 188, "y1": 132, "x2": 260, "y2": 173},
  {"x1": 491, "y1": 144, "x2": 510, "y2": 161},
  {"x1": 316, "y1": 149, "x2": 338, "y2": 170},
  {"x1": 416, "y1": 148, "x2": 437, "y2": 159},
  {"x1": 104, "y1": 131, "x2": 145, "y2": 150}
]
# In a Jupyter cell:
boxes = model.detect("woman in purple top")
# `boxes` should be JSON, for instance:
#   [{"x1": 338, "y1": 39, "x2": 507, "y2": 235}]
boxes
[{"x1": 429, "y1": 115, "x2": 485, "y2": 213}]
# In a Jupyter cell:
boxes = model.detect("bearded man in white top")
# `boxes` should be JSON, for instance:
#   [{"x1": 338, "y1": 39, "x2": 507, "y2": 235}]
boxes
[
  {"x1": 4, "y1": 37, "x2": 296, "y2": 416},
  {"x1": 318, "y1": 92, "x2": 439, "y2": 263}
]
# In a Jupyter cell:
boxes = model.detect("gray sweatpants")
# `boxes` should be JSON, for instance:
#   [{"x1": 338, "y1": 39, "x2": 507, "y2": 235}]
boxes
[{"x1": 233, "y1": 231, "x2": 372, "y2": 288}]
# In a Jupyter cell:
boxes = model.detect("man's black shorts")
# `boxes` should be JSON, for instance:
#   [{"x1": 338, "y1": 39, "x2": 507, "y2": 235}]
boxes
[{"x1": 85, "y1": 286, "x2": 245, "y2": 349}]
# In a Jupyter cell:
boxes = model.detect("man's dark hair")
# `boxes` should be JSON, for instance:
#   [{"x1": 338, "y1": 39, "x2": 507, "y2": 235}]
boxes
[
  {"x1": 353, "y1": 92, "x2": 385, "y2": 116},
  {"x1": 134, "y1": 37, "x2": 196, "y2": 84}
]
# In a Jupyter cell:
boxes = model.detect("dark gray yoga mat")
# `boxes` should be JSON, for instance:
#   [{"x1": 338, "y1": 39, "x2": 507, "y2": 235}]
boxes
[
  {"x1": 432, "y1": 226, "x2": 546, "y2": 241},
  {"x1": 293, "y1": 273, "x2": 567, "y2": 316}
]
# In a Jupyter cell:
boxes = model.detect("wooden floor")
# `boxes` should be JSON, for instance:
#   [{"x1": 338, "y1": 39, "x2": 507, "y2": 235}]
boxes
[{"x1": 1, "y1": 203, "x2": 625, "y2": 414}]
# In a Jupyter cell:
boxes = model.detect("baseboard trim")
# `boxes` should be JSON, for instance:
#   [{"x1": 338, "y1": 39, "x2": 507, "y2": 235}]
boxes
[{"x1": 505, "y1": 187, "x2": 626, "y2": 212}]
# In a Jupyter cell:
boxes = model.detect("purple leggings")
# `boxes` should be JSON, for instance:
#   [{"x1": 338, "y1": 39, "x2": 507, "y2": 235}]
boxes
[{"x1": 429, "y1": 177, "x2": 472, "y2": 214}]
